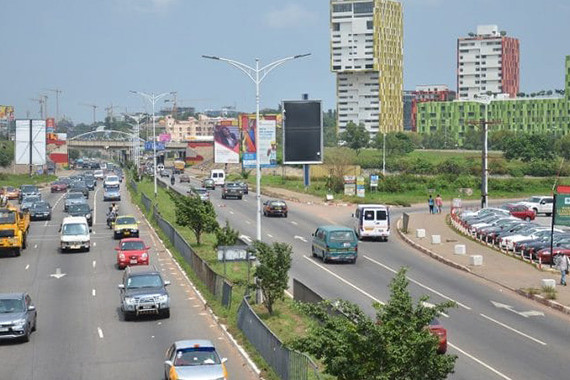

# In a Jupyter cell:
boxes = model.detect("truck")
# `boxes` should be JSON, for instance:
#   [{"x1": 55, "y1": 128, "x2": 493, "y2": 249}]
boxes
[
  {"x1": 0, "y1": 204, "x2": 30, "y2": 257},
  {"x1": 517, "y1": 196, "x2": 554, "y2": 216},
  {"x1": 173, "y1": 160, "x2": 185, "y2": 174}
]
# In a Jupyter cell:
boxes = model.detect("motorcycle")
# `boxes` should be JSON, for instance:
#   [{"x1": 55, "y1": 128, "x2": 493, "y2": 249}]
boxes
[{"x1": 106, "y1": 212, "x2": 117, "y2": 229}]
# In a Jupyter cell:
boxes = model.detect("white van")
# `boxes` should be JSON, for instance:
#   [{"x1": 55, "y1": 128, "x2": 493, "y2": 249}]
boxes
[
  {"x1": 60, "y1": 216, "x2": 91, "y2": 252},
  {"x1": 353, "y1": 204, "x2": 390, "y2": 241},
  {"x1": 210, "y1": 169, "x2": 225, "y2": 187}
]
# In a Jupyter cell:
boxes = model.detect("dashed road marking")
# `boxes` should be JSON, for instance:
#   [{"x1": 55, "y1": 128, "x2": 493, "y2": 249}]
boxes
[
  {"x1": 34, "y1": 244, "x2": 38, "y2": 249},
  {"x1": 246, "y1": 220, "x2": 251, "y2": 224},
  {"x1": 447, "y1": 342, "x2": 513, "y2": 380},
  {"x1": 92, "y1": 289, "x2": 96, "y2": 297},
  {"x1": 267, "y1": 233, "x2": 273, "y2": 238},
  {"x1": 291, "y1": 221, "x2": 298, "y2": 225},
  {"x1": 480, "y1": 313, "x2": 546, "y2": 346},
  {"x1": 97, "y1": 327, "x2": 104, "y2": 339},
  {"x1": 93, "y1": 242, "x2": 97, "y2": 247},
  {"x1": 93, "y1": 260, "x2": 96, "y2": 268},
  {"x1": 25, "y1": 264, "x2": 30, "y2": 270},
  {"x1": 229, "y1": 211, "x2": 234, "y2": 215}
]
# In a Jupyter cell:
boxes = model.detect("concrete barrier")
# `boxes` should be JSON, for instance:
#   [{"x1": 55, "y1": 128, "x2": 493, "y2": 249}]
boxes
[
  {"x1": 454, "y1": 244, "x2": 466, "y2": 255},
  {"x1": 541, "y1": 279, "x2": 556, "y2": 289},
  {"x1": 470, "y1": 255, "x2": 483, "y2": 266},
  {"x1": 416, "y1": 229, "x2": 426, "y2": 238},
  {"x1": 431, "y1": 235, "x2": 441, "y2": 244}
]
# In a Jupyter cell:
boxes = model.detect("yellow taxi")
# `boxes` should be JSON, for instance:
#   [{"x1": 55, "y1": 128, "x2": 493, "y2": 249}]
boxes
[{"x1": 112, "y1": 215, "x2": 140, "y2": 240}]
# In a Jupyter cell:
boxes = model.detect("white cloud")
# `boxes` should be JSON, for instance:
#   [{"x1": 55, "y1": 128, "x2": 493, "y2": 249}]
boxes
[{"x1": 264, "y1": 4, "x2": 317, "y2": 29}]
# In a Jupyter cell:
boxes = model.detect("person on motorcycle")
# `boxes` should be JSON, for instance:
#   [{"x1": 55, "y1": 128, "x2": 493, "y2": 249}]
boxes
[
  {"x1": 111, "y1": 203, "x2": 119, "y2": 214},
  {"x1": 106, "y1": 206, "x2": 117, "y2": 227},
  {"x1": 170, "y1": 175, "x2": 175, "y2": 186}
]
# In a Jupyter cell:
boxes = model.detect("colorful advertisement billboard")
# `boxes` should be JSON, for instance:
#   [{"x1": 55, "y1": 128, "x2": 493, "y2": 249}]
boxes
[
  {"x1": 0, "y1": 106, "x2": 14, "y2": 121},
  {"x1": 214, "y1": 120, "x2": 239, "y2": 164},
  {"x1": 46, "y1": 117, "x2": 56, "y2": 133},
  {"x1": 239, "y1": 114, "x2": 278, "y2": 168},
  {"x1": 47, "y1": 133, "x2": 68, "y2": 164},
  {"x1": 159, "y1": 133, "x2": 171, "y2": 143}
]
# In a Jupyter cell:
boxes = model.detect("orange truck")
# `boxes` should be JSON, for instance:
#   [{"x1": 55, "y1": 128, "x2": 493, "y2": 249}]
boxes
[{"x1": 0, "y1": 204, "x2": 30, "y2": 257}]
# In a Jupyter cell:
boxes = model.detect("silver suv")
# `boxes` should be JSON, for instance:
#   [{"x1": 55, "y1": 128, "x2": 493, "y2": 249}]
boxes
[
  {"x1": 0, "y1": 293, "x2": 37, "y2": 342},
  {"x1": 118, "y1": 266, "x2": 170, "y2": 320}
]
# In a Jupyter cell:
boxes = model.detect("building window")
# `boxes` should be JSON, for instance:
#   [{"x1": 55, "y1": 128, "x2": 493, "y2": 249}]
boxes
[
  {"x1": 332, "y1": 3, "x2": 352, "y2": 12},
  {"x1": 354, "y1": 2, "x2": 373, "y2": 14},
  {"x1": 367, "y1": 20, "x2": 373, "y2": 30},
  {"x1": 332, "y1": 23, "x2": 340, "y2": 32}
]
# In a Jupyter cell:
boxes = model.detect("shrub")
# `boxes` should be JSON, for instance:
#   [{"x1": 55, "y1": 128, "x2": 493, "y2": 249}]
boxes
[
  {"x1": 435, "y1": 158, "x2": 470, "y2": 176},
  {"x1": 523, "y1": 160, "x2": 557, "y2": 177},
  {"x1": 507, "y1": 166, "x2": 524, "y2": 178},
  {"x1": 489, "y1": 158, "x2": 508, "y2": 175}
]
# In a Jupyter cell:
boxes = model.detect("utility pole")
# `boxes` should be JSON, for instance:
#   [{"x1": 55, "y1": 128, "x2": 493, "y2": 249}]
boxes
[{"x1": 45, "y1": 88, "x2": 62, "y2": 124}]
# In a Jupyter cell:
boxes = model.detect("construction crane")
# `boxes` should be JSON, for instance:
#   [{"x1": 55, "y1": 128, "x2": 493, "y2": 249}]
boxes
[
  {"x1": 105, "y1": 103, "x2": 121, "y2": 121},
  {"x1": 164, "y1": 94, "x2": 212, "y2": 118},
  {"x1": 80, "y1": 103, "x2": 98, "y2": 125},
  {"x1": 29, "y1": 95, "x2": 48, "y2": 119},
  {"x1": 44, "y1": 88, "x2": 62, "y2": 122}
]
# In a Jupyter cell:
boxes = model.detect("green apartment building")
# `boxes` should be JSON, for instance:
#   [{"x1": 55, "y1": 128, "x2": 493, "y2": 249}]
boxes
[{"x1": 417, "y1": 56, "x2": 570, "y2": 143}]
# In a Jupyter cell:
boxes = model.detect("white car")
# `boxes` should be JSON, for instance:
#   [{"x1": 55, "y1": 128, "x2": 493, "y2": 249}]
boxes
[
  {"x1": 60, "y1": 216, "x2": 91, "y2": 252},
  {"x1": 460, "y1": 207, "x2": 510, "y2": 220},
  {"x1": 94, "y1": 170, "x2": 105, "y2": 180},
  {"x1": 517, "y1": 196, "x2": 554, "y2": 216},
  {"x1": 501, "y1": 227, "x2": 554, "y2": 250},
  {"x1": 104, "y1": 175, "x2": 120, "y2": 189}
]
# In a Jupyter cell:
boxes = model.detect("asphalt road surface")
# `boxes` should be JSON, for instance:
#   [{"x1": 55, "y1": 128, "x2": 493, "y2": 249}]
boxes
[
  {"x1": 172, "y1": 176, "x2": 570, "y2": 380},
  {"x1": 0, "y1": 179, "x2": 257, "y2": 380}
]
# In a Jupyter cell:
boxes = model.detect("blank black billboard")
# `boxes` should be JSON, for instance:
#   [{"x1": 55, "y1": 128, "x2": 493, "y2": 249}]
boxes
[{"x1": 282, "y1": 100, "x2": 323, "y2": 164}]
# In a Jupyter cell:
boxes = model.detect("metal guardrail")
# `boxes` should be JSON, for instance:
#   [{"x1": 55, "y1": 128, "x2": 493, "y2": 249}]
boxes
[
  {"x1": 141, "y1": 193, "x2": 152, "y2": 213},
  {"x1": 237, "y1": 296, "x2": 320, "y2": 380}
]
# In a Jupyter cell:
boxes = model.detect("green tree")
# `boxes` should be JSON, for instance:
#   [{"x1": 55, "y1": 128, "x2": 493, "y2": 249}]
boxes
[
  {"x1": 0, "y1": 141, "x2": 14, "y2": 167},
  {"x1": 372, "y1": 132, "x2": 418, "y2": 156},
  {"x1": 323, "y1": 109, "x2": 338, "y2": 147},
  {"x1": 340, "y1": 121, "x2": 369, "y2": 154},
  {"x1": 555, "y1": 134, "x2": 570, "y2": 159},
  {"x1": 215, "y1": 220, "x2": 239, "y2": 247},
  {"x1": 504, "y1": 134, "x2": 555, "y2": 162},
  {"x1": 421, "y1": 130, "x2": 458, "y2": 150},
  {"x1": 68, "y1": 149, "x2": 80, "y2": 161},
  {"x1": 253, "y1": 241, "x2": 292, "y2": 315},
  {"x1": 170, "y1": 192, "x2": 218, "y2": 245},
  {"x1": 489, "y1": 130, "x2": 516, "y2": 151},
  {"x1": 323, "y1": 147, "x2": 357, "y2": 192},
  {"x1": 292, "y1": 268, "x2": 457, "y2": 380},
  {"x1": 461, "y1": 127, "x2": 483, "y2": 150}
]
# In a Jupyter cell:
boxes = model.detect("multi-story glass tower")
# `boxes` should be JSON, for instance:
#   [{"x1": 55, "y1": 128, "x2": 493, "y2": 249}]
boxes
[{"x1": 330, "y1": 0, "x2": 403, "y2": 134}]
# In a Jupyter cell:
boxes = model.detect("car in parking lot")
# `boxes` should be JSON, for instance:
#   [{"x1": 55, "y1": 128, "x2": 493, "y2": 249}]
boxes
[
  {"x1": 263, "y1": 200, "x2": 288, "y2": 217},
  {"x1": 118, "y1": 266, "x2": 170, "y2": 320},
  {"x1": 115, "y1": 238, "x2": 150, "y2": 269},
  {"x1": 164, "y1": 339, "x2": 228, "y2": 380},
  {"x1": 0, "y1": 293, "x2": 37, "y2": 342},
  {"x1": 500, "y1": 203, "x2": 536, "y2": 221},
  {"x1": 66, "y1": 203, "x2": 93, "y2": 226},
  {"x1": 64, "y1": 191, "x2": 87, "y2": 212},
  {"x1": 221, "y1": 182, "x2": 244, "y2": 200},
  {"x1": 202, "y1": 178, "x2": 215, "y2": 190},
  {"x1": 312, "y1": 225, "x2": 358, "y2": 264},
  {"x1": 517, "y1": 195, "x2": 554, "y2": 216},
  {"x1": 188, "y1": 187, "x2": 210, "y2": 202},
  {"x1": 103, "y1": 187, "x2": 121, "y2": 202},
  {"x1": 113, "y1": 215, "x2": 140, "y2": 239},
  {"x1": 29, "y1": 202, "x2": 52, "y2": 221},
  {"x1": 179, "y1": 173, "x2": 190, "y2": 183}
]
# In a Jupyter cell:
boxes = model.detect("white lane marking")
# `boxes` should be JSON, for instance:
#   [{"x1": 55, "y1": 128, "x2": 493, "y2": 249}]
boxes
[
  {"x1": 25, "y1": 264, "x2": 30, "y2": 270},
  {"x1": 291, "y1": 221, "x2": 298, "y2": 225},
  {"x1": 229, "y1": 211, "x2": 234, "y2": 215},
  {"x1": 421, "y1": 301, "x2": 449, "y2": 318},
  {"x1": 246, "y1": 220, "x2": 251, "y2": 224},
  {"x1": 294, "y1": 235, "x2": 307, "y2": 243},
  {"x1": 480, "y1": 313, "x2": 547, "y2": 346},
  {"x1": 490, "y1": 300, "x2": 544, "y2": 318},
  {"x1": 34, "y1": 244, "x2": 38, "y2": 249},
  {"x1": 267, "y1": 234, "x2": 273, "y2": 238},
  {"x1": 92, "y1": 260, "x2": 96, "y2": 268},
  {"x1": 303, "y1": 256, "x2": 384, "y2": 305},
  {"x1": 93, "y1": 186, "x2": 101, "y2": 224},
  {"x1": 447, "y1": 342, "x2": 513, "y2": 380},
  {"x1": 93, "y1": 242, "x2": 97, "y2": 247},
  {"x1": 364, "y1": 255, "x2": 471, "y2": 310},
  {"x1": 50, "y1": 268, "x2": 66, "y2": 279},
  {"x1": 243, "y1": 198, "x2": 248, "y2": 202},
  {"x1": 92, "y1": 289, "x2": 96, "y2": 297},
  {"x1": 97, "y1": 327, "x2": 104, "y2": 339},
  {"x1": 44, "y1": 220, "x2": 49, "y2": 227}
]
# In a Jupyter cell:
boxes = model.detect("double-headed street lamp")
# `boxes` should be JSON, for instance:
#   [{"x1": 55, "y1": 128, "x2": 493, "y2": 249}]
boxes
[
  {"x1": 130, "y1": 90, "x2": 174, "y2": 198},
  {"x1": 202, "y1": 53, "x2": 310, "y2": 241}
]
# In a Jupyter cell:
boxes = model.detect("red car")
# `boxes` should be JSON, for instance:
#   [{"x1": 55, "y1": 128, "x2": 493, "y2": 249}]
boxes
[
  {"x1": 50, "y1": 181, "x2": 68, "y2": 193},
  {"x1": 537, "y1": 248, "x2": 570, "y2": 264},
  {"x1": 428, "y1": 318, "x2": 448, "y2": 354},
  {"x1": 263, "y1": 200, "x2": 288, "y2": 217},
  {"x1": 115, "y1": 238, "x2": 150, "y2": 269},
  {"x1": 501, "y1": 204, "x2": 536, "y2": 221}
]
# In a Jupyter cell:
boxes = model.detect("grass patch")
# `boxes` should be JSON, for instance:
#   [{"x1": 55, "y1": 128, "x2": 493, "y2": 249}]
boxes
[
  {"x1": 0, "y1": 173, "x2": 57, "y2": 188},
  {"x1": 128, "y1": 177, "x2": 325, "y2": 380},
  {"x1": 542, "y1": 286, "x2": 557, "y2": 300}
]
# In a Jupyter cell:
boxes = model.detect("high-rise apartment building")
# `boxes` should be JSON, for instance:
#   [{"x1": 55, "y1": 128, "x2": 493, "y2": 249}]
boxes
[
  {"x1": 330, "y1": 0, "x2": 403, "y2": 134},
  {"x1": 457, "y1": 25, "x2": 519, "y2": 99}
]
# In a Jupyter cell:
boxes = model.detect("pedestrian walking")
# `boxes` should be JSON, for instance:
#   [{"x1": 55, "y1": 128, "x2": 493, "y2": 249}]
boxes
[
  {"x1": 435, "y1": 194, "x2": 443, "y2": 214},
  {"x1": 428, "y1": 195, "x2": 435, "y2": 214},
  {"x1": 555, "y1": 253, "x2": 569, "y2": 286}
]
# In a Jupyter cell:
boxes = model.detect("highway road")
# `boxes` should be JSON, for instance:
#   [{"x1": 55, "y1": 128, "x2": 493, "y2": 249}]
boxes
[
  {"x1": 172, "y1": 175, "x2": 570, "y2": 380},
  {"x1": 0, "y1": 179, "x2": 257, "y2": 380}
]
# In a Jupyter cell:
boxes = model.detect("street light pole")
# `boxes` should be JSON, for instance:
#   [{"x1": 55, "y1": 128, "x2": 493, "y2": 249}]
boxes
[
  {"x1": 382, "y1": 132, "x2": 386, "y2": 177},
  {"x1": 482, "y1": 103, "x2": 489, "y2": 208},
  {"x1": 130, "y1": 91, "x2": 174, "y2": 198},
  {"x1": 202, "y1": 53, "x2": 310, "y2": 242}
]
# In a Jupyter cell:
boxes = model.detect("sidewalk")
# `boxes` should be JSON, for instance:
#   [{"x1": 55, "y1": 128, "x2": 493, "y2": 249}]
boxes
[{"x1": 399, "y1": 211, "x2": 570, "y2": 315}]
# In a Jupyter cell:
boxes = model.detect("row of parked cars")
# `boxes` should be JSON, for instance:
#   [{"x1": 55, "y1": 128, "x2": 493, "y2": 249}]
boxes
[{"x1": 456, "y1": 196, "x2": 565, "y2": 264}]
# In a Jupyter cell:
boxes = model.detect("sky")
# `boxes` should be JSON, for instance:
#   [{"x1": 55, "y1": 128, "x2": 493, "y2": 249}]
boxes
[{"x1": 2, "y1": 0, "x2": 569, "y2": 124}]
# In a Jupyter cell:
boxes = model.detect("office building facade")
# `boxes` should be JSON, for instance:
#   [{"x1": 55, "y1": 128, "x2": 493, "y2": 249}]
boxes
[{"x1": 331, "y1": 0, "x2": 403, "y2": 134}]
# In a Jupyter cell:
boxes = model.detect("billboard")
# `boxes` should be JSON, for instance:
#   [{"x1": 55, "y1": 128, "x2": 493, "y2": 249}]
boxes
[
  {"x1": 47, "y1": 133, "x2": 68, "y2": 164},
  {"x1": 0, "y1": 106, "x2": 14, "y2": 121},
  {"x1": 46, "y1": 117, "x2": 56, "y2": 133},
  {"x1": 159, "y1": 133, "x2": 171, "y2": 143},
  {"x1": 240, "y1": 114, "x2": 278, "y2": 168},
  {"x1": 144, "y1": 141, "x2": 166, "y2": 151},
  {"x1": 282, "y1": 100, "x2": 322, "y2": 164},
  {"x1": 15, "y1": 120, "x2": 46, "y2": 165},
  {"x1": 214, "y1": 120, "x2": 240, "y2": 164}
]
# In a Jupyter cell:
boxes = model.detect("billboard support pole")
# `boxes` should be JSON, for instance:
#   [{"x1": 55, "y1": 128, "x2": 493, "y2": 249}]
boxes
[
  {"x1": 550, "y1": 194, "x2": 556, "y2": 268},
  {"x1": 29, "y1": 119, "x2": 33, "y2": 177},
  {"x1": 303, "y1": 165, "x2": 310, "y2": 188}
]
